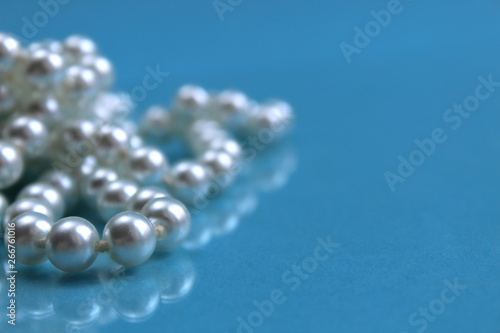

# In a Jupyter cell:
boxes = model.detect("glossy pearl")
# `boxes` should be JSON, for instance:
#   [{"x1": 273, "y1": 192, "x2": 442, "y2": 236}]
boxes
[
  {"x1": 81, "y1": 167, "x2": 118, "y2": 206},
  {"x1": 139, "y1": 105, "x2": 172, "y2": 139},
  {"x1": 141, "y1": 197, "x2": 191, "y2": 250},
  {"x1": 103, "y1": 211, "x2": 156, "y2": 266},
  {"x1": 3, "y1": 198, "x2": 54, "y2": 231},
  {"x1": 200, "y1": 150, "x2": 236, "y2": 175},
  {"x1": 215, "y1": 90, "x2": 249, "y2": 115},
  {"x1": 46, "y1": 217, "x2": 99, "y2": 272},
  {"x1": 25, "y1": 96, "x2": 60, "y2": 123},
  {"x1": 18, "y1": 182, "x2": 65, "y2": 219},
  {"x1": 97, "y1": 179, "x2": 138, "y2": 220},
  {"x1": 125, "y1": 147, "x2": 168, "y2": 185},
  {"x1": 247, "y1": 102, "x2": 293, "y2": 134},
  {"x1": 0, "y1": 193, "x2": 8, "y2": 226},
  {"x1": 0, "y1": 141, "x2": 23, "y2": 189},
  {"x1": 3, "y1": 116, "x2": 49, "y2": 157},
  {"x1": 4, "y1": 212, "x2": 52, "y2": 265},
  {"x1": 175, "y1": 84, "x2": 209, "y2": 110},
  {"x1": 81, "y1": 55, "x2": 114, "y2": 88},
  {"x1": 0, "y1": 33, "x2": 20, "y2": 68},
  {"x1": 166, "y1": 161, "x2": 210, "y2": 204},
  {"x1": 127, "y1": 186, "x2": 169, "y2": 212},
  {"x1": 205, "y1": 137, "x2": 241, "y2": 159},
  {"x1": 62, "y1": 119, "x2": 95, "y2": 154},
  {"x1": 40, "y1": 170, "x2": 77, "y2": 205},
  {"x1": 63, "y1": 65, "x2": 98, "y2": 99},
  {"x1": 63, "y1": 35, "x2": 97, "y2": 60},
  {"x1": 25, "y1": 49, "x2": 64, "y2": 86},
  {"x1": 93, "y1": 125, "x2": 128, "y2": 161}
]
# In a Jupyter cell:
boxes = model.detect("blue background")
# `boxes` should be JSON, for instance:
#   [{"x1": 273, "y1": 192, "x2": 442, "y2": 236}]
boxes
[{"x1": 1, "y1": 0, "x2": 500, "y2": 332}]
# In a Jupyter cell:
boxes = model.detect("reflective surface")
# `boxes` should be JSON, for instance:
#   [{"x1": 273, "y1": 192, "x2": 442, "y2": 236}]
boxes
[{"x1": 1, "y1": 1, "x2": 500, "y2": 333}]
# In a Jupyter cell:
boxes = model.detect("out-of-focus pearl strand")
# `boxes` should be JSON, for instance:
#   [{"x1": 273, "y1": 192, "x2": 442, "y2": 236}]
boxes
[{"x1": 0, "y1": 33, "x2": 293, "y2": 272}]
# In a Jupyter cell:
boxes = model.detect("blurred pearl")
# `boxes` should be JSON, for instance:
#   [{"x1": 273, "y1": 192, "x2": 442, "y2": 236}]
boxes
[
  {"x1": 24, "y1": 95, "x2": 60, "y2": 124},
  {"x1": 3, "y1": 116, "x2": 49, "y2": 157},
  {"x1": 28, "y1": 39, "x2": 63, "y2": 54},
  {"x1": 215, "y1": 90, "x2": 249, "y2": 115},
  {"x1": 166, "y1": 161, "x2": 209, "y2": 203},
  {"x1": 63, "y1": 65, "x2": 98, "y2": 100},
  {"x1": 141, "y1": 197, "x2": 190, "y2": 250},
  {"x1": 127, "y1": 186, "x2": 169, "y2": 212},
  {"x1": 93, "y1": 125, "x2": 128, "y2": 161},
  {"x1": 97, "y1": 180, "x2": 138, "y2": 220},
  {"x1": 200, "y1": 150, "x2": 236, "y2": 175},
  {"x1": 63, "y1": 35, "x2": 97, "y2": 60},
  {"x1": 0, "y1": 33, "x2": 20, "y2": 68},
  {"x1": 82, "y1": 55, "x2": 114, "y2": 88},
  {"x1": 103, "y1": 211, "x2": 156, "y2": 266},
  {"x1": 125, "y1": 147, "x2": 167, "y2": 185},
  {"x1": 0, "y1": 193, "x2": 7, "y2": 223},
  {"x1": 62, "y1": 119, "x2": 95, "y2": 154},
  {"x1": 4, "y1": 212, "x2": 52, "y2": 265},
  {"x1": 18, "y1": 182, "x2": 65, "y2": 219},
  {"x1": 81, "y1": 167, "x2": 118, "y2": 206},
  {"x1": 206, "y1": 137, "x2": 241, "y2": 159},
  {"x1": 46, "y1": 216, "x2": 99, "y2": 272},
  {"x1": 0, "y1": 141, "x2": 23, "y2": 189},
  {"x1": 40, "y1": 170, "x2": 77, "y2": 205},
  {"x1": 247, "y1": 103, "x2": 293, "y2": 134},
  {"x1": 3, "y1": 198, "x2": 54, "y2": 231},
  {"x1": 0, "y1": 84, "x2": 16, "y2": 115},
  {"x1": 139, "y1": 105, "x2": 171, "y2": 138},
  {"x1": 25, "y1": 49, "x2": 64, "y2": 86},
  {"x1": 175, "y1": 84, "x2": 209, "y2": 110}
]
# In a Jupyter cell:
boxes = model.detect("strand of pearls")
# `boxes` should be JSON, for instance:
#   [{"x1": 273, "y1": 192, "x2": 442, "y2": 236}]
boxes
[{"x1": 0, "y1": 33, "x2": 293, "y2": 273}]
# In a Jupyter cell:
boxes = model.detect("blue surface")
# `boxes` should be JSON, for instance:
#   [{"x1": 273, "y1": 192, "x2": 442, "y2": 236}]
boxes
[{"x1": 1, "y1": 1, "x2": 500, "y2": 332}]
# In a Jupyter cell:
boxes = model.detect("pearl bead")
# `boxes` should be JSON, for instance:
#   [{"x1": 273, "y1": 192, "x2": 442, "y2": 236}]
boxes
[
  {"x1": 63, "y1": 35, "x2": 97, "y2": 60},
  {"x1": 0, "y1": 193, "x2": 7, "y2": 222},
  {"x1": 81, "y1": 167, "x2": 118, "y2": 206},
  {"x1": 175, "y1": 84, "x2": 209, "y2": 110},
  {"x1": 3, "y1": 116, "x2": 49, "y2": 157},
  {"x1": 62, "y1": 119, "x2": 95, "y2": 153},
  {"x1": 28, "y1": 39, "x2": 63, "y2": 54},
  {"x1": 141, "y1": 197, "x2": 190, "y2": 250},
  {"x1": 0, "y1": 84, "x2": 16, "y2": 115},
  {"x1": 63, "y1": 65, "x2": 98, "y2": 99},
  {"x1": 97, "y1": 179, "x2": 138, "y2": 220},
  {"x1": 45, "y1": 216, "x2": 99, "y2": 272},
  {"x1": 4, "y1": 212, "x2": 52, "y2": 265},
  {"x1": 24, "y1": 95, "x2": 60, "y2": 124},
  {"x1": 125, "y1": 147, "x2": 168, "y2": 185},
  {"x1": 139, "y1": 105, "x2": 172, "y2": 139},
  {"x1": 0, "y1": 141, "x2": 23, "y2": 189},
  {"x1": 0, "y1": 33, "x2": 20, "y2": 69},
  {"x1": 3, "y1": 198, "x2": 54, "y2": 231},
  {"x1": 204, "y1": 137, "x2": 241, "y2": 159},
  {"x1": 200, "y1": 150, "x2": 236, "y2": 175},
  {"x1": 103, "y1": 211, "x2": 156, "y2": 266},
  {"x1": 127, "y1": 186, "x2": 169, "y2": 212},
  {"x1": 166, "y1": 161, "x2": 209, "y2": 203},
  {"x1": 215, "y1": 90, "x2": 249, "y2": 115},
  {"x1": 93, "y1": 125, "x2": 128, "y2": 161},
  {"x1": 247, "y1": 102, "x2": 293, "y2": 134},
  {"x1": 40, "y1": 170, "x2": 77, "y2": 205},
  {"x1": 18, "y1": 182, "x2": 65, "y2": 219},
  {"x1": 25, "y1": 49, "x2": 64, "y2": 86}
]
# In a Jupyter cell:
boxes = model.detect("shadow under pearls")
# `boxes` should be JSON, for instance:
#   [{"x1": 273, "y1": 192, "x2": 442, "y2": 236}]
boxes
[{"x1": 0, "y1": 140, "x2": 297, "y2": 333}]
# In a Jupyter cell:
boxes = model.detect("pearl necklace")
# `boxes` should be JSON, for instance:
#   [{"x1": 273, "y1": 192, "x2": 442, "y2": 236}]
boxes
[{"x1": 0, "y1": 33, "x2": 293, "y2": 273}]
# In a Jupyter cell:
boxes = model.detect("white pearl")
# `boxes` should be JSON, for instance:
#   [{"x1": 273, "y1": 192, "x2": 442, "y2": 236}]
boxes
[
  {"x1": 0, "y1": 33, "x2": 20, "y2": 69},
  {"x1": 0, "y1": 141, "x2": 24, "y2": 189},
  {"x1": 201, "y1": 137, "x2": 241, "y2": 159},
  {"x1": 93, "y1": 125, "x2": 129, "y2": 162},
  {"x1": 97, "y1": 179, "x2": 138, "y2": 220},
  {"x1": 62, "y1": 65, "x2": 98, "y2": 100},
  {"x1": 18, "y1": 182, "x2": 65, "y2": 219},
  {"x1": 200, "y1": 150, "x2": 236, "y2": 175},
  {"x1": 214, "y1": 90, "x2": 249, "y2": 115},
  {"x1": 28, "y1": 39, "x2": 63, "y2": 54},
  {"x1": 81, "y1": 55, "x2": 114, "y2": 89},
  {"x1": 125, "y1": 147, "x2": 168, "y2": 185},
  {"x1": 3, "y1": 198, "x2": 54, "y2": 231},
  {"x1": 127, "y1": 186, "x2": 169, "y2": 212},
  {"x1": 175, "y1": 84, "x2": 209, "y2": 110},
  {"x1": 0, "y1": 193, "x2": 7, "y2": 223},
  {"x1": 63, "y1": 35, "x2": 97, "y2": 61},
  {"x1": 81, "y1": 167, "x2": 118, "y2": 206},
  {"x1": 166, "y1": 161, "x2": 209, "y2": 203},
  {"x1": 3, "y1": 116, "x2": 49, "y2": 157},
  {"x1": 139, "y1": 105, "x2": 172, "y2": 139},
  {"x1": 40, "y1": 170, "x2": 77, "y2": 205},
  {"x1": 46, "y1": 216, "x2": 99, "y2": 272},
  {"x1": 103, "y1": 211, "x2": 156, "y2": 266},
  {"x1": 4, "y1": 212, "x2": 52, "y2": 264},
  {"x1": 24, "y1": 95, "x2": 60, "y2": 124},
  {"x1": 25, "y1": 49, "x2": 64, "y2": 86},
  {"x1": 62, "y1": 119, "x2": 96, "y2": 154},
  {"x1": 246, "y1": 102, "x2": 293, "y2": 134},
  {"x1": 141, "y1": 197, "x2": 190, "y2": 250}
]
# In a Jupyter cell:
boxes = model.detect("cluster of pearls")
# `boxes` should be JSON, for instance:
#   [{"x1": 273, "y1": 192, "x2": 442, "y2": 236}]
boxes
[{"x1": 0, "y1": 33, "x2": 293, "y2": 273}]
